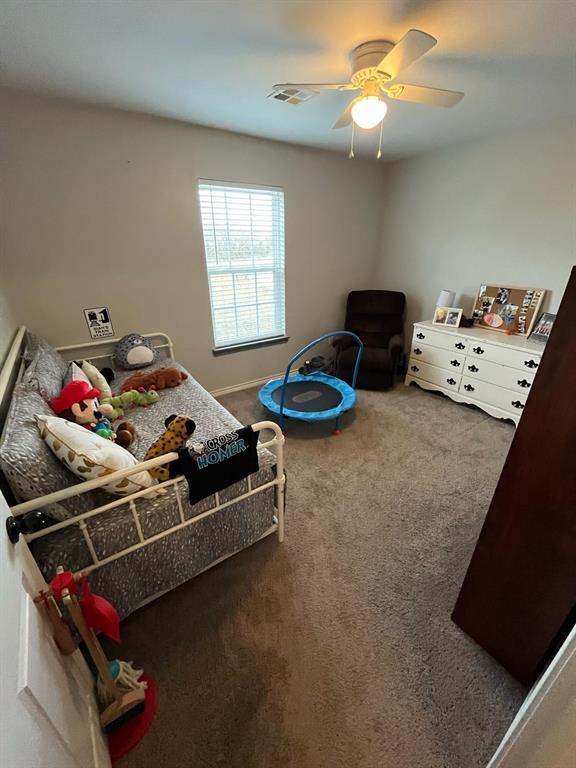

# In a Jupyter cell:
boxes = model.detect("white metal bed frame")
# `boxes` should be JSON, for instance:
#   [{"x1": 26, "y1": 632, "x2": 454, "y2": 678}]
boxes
[{"x1": 1, "y1": 327, "x2": 285, "y2": 583}]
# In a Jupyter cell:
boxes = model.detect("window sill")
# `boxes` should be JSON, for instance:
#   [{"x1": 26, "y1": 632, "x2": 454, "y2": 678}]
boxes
[{"x1": 212, "y1": 335, "x2": 290, "y2": 356}]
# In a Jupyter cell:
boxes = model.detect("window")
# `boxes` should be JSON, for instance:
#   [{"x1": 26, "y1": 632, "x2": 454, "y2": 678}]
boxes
[{"x1": 198, "y1": 181, "x2": 286, "y2": 349}]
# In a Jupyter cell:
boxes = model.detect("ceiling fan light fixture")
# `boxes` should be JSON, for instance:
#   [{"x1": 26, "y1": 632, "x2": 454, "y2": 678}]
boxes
[{"x1": 351, "y1": 96, "x2": 387, "y2": 129}]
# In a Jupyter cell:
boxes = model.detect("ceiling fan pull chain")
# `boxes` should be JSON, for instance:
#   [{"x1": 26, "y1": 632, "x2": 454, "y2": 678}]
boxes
[
  {"x1": 349, "y1": 121, "x2": 355, "y2": 159},
  {"x1": 376, "y1": 119, "x2": 384, "y2": 160}
]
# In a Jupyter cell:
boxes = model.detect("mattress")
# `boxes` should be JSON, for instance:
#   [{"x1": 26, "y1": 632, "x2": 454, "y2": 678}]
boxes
[{"x1": 32, "y1": 359, "x2": 277, "y2": 618}]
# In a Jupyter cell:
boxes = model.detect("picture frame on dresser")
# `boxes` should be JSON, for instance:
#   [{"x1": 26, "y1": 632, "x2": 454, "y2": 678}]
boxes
[
  {"x1": 445, "y1": 309, "x2": 463, "y2": 327},
  {"x1": 529, "y1": 312, "x2": 556, "y2": 343},
  {"x1": 433, "y1": 307, "x2": 462, "y2": 326},
  {"x1": 433, "y1": 307, "x2": 449, "y2": 325},
  {"x1": 471, "y1": 283, "x2": 545, "y2": 336}
]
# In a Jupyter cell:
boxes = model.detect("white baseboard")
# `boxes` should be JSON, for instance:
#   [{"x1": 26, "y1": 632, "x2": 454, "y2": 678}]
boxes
[{"x1": 210, "y1": 371, "x2": 293, "y2": 398}]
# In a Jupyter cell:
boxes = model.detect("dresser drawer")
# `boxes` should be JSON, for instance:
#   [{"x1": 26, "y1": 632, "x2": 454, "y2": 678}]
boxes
[
  {"x1": 413, "y1": 327, "x2": 468, "y2": 354},
  {"x1": 460, "y1": 376, "x2": 528, "y2": 415},
  {"x1": 463, "y1": 358, "x2": 536, "y2": 394},
  {"x1": 467, "y1": 342, "x2": 541, "y2": 372},
  {"x1": 411, "y1": 343, "x2": 465, "y2": 371},
  {"x1": 408, "y1": 359, "x2": 461, "y2": 390}
]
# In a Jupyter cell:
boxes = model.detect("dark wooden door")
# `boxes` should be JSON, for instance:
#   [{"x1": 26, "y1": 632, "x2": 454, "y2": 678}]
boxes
[{"x1": 452, "y1": 266, "x2": 576, "y2": 685}]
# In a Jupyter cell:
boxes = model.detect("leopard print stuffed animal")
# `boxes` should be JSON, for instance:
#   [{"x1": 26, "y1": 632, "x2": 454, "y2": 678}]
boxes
[{"x1": 144, "y1": 414, "x2": 196, "y2": 482}]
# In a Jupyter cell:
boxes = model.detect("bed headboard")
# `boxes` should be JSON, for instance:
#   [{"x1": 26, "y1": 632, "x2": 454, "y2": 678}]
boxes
[
  {"x1": 55, "y1": 332, "x2": 174, "y2": 366},
  {"x1": 0, "y1": 327, "x2": 28, "y2": 502},
  {"x1": 0, "y1": 328, "x2": 175, "y2": 428},
  {"x1": 0, "y1": 326, "x2": 27, "y2": 434}
]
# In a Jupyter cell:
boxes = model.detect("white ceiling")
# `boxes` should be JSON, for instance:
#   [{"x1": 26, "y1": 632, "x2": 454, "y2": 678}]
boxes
[{"x1": 1, "y1": 0, "x2": 575, "y2": 158}]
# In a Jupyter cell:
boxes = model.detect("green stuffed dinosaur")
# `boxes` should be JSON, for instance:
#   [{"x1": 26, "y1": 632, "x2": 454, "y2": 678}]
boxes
[{"x1": 99, "y1": 388, "x2": 159, "y2": 420}]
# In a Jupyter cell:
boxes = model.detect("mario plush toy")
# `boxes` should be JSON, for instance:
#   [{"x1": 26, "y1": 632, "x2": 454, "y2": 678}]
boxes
[{"x1": 49, "y1": 380, "x2": 136, "y2": 449}]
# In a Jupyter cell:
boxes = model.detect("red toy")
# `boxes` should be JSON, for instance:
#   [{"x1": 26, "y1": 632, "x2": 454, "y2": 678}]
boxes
[
  {"x1": 49, "y1": 380, "x2": 136, "y2": 449},
  {"x1": 46, "y1": 568, "x2": 156, "y2": 750},
  {"x1": 108, "y1": 672, "x2": 157, "y2": 762},
  {"x1": 79, "y1": 576, "x2": 121, "y2": 643},
  {"x1": 50, "y1": 380, "x2": 102, "y2": 423}
]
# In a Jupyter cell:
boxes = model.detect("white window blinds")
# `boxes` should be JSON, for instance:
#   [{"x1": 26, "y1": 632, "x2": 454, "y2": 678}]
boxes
[{"x1": 198, "y1": 181, "x2": 286, "y2": 349}]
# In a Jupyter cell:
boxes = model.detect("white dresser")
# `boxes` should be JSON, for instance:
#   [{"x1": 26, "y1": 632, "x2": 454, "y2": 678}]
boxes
[{"x1": 404, "y1": 320, "x2": 545, "y2": 425}]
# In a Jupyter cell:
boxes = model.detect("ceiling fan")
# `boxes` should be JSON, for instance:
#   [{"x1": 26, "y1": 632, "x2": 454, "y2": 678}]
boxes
[{"x1": 272, "y1": 29, "x2": 463, "y2": 155}]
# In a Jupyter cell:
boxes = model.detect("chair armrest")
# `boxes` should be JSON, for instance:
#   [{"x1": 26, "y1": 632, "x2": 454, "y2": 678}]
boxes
[
  {"x1": 388, "y1": 334, "x2": 404, "y2": 362},
  {"x1": 332, "y1": 337, "x2": 353, "y2": 371},
  {"x1": 332, "y1": 337, "x2": 353, "y2": 351}
]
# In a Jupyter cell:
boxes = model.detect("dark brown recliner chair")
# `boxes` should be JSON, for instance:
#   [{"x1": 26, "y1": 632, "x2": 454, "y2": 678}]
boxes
[{"x1": 335, "y1": 290, "x2": 406, "y2": 390}]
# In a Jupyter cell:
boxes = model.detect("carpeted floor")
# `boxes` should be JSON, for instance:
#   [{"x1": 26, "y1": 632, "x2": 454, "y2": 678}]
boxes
[{"x1": 117, "y1": 383, "x2": 525, "y2": 768}]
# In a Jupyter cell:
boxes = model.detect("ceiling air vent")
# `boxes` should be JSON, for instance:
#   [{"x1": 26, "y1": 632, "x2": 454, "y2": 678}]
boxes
[{"x1": 268, "y1": 87, "x2": 318, "y2": 105}]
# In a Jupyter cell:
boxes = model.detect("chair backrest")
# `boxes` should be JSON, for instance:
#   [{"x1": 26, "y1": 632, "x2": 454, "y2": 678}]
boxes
[{"x1": 344, "y1": 290, "x2": 406, "y2": 348}]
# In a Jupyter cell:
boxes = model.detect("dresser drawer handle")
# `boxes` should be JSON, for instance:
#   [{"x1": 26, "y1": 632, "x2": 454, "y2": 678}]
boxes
[
  {"x1": 446, "y1": 378, "x2": 457, "y2": 386},
  {"x1": 524, "y1": 359, "x2": 538, "y2": 369},
  {"x1": 450, "y1": 359, "x2": 461, "y2": 367},
  {"x1": 467, "y1": 364, "x2": 479, "y2": 373},
  {"x1": 517, "y1": 379, "x2": 531, "y2": 388},
  {"x1": 414, "y1": 348, "x2": 422, "y2": 355},
  {"x1": 472, "y1": 346, "x2": 485, "y2": 355},
  {"x1": 416, "y1": 332, "x2": 425, "y2": 340},
  {"x1": 464, "y1": 384, "x2": 475, "y2": 392},
  {"x1": 511, "y1": 400, "x2": 525, "y2": 410},
  {"x1": 410, "y1": 365, "x2": 419, "y2": 372},
  {"x1": 455, "y1": 342, "x2": 465, "y2": 350}
]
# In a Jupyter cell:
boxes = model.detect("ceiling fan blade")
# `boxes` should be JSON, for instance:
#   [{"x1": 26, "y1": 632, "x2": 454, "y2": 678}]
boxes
[
  {"x1": 376, "y1": 29, "x2": 437, "y2": 79},
  {"x1": 273, "y1": 82, "x2": 351, "y2": 91},
  {"x1": 332, "y1": 97, "x2": 362, "y2": 129},
  {"x1": 386, "y1": 83, "x2": 464, "y2": 107}
]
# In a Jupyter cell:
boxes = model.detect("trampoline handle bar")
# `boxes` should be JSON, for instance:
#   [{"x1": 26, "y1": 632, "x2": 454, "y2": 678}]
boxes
[{"x1": 278, "y1": 331, "x2": 364, "y2": 423}]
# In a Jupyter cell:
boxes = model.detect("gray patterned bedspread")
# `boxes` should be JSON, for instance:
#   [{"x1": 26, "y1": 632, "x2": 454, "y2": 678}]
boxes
[{"x1": 32, "y1": 359, "x2": 277, "y2": 618}]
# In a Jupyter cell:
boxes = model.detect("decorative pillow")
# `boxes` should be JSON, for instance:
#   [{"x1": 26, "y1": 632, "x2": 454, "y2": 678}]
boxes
[
  {"x1": 37, "y1": 415, "x2": 155, "y2": 496},
  {"x1": 63, "y1": 361, "x2": 92, "y2": 387},
  {"x1": 0, "y1": 384, "x2": 92, "y2": 521},
  {"x1": 80, "y1": 360, "x2": 112, "y2": 399},
  {"x1": 22, "y1": 333, "x2": 68, "y2": 401},
  {"x1": 113, "y1": 333, "x2": 159, "y2": 370}
]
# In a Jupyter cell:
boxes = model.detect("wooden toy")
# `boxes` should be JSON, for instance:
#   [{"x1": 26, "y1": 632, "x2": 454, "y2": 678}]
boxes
[{"x1": 41, "y1": 567, "x2": 147, "y2": 731}]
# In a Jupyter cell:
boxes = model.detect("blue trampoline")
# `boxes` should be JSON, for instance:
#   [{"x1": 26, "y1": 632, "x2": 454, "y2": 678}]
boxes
[{"x1": 259, "y1": 332, "x2": 363, "y2": 432}]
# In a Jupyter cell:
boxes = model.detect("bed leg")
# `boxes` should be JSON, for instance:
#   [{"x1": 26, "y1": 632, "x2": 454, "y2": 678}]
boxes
[
  {"x1": 275, "y1": 432, "x2": 286, "y2": 543},
  {"x1": 277, "y1": 476, "x2": 285, "y2": 543}
]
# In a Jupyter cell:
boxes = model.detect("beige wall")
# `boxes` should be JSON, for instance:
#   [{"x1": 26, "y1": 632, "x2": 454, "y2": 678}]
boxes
[
  {"x1": 0, "y1": 285, "x2": 17, "y2": 367},
  {"x1": 0, "y1": 89, "x2": 385, "y2": 390},
  {"x1": 0, "y1": 153, "x2": 18, "y2": 363},
  {"x1": 376, "y1": 121, "x2": 576, "y2": 336},
  {"x1": 4, "y1": 89, "x2": 573, "y2": 387}
]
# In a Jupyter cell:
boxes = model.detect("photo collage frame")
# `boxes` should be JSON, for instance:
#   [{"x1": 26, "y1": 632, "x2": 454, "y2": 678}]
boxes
[{"x1": 471, "y1": 285, "x2": 545, "y2": 336}]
